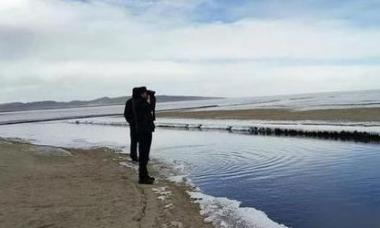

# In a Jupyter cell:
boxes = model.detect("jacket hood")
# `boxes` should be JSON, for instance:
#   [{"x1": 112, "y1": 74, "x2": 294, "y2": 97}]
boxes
[
  {"x1": 132, "y1": 87, "x2": 140, "y2": 99},
  {"x1": 132, "y1": 86, "x2": 147, "y2": 99}
]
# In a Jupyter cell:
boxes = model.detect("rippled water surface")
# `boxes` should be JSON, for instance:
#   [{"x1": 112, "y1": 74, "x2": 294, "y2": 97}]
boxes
[
  {"x1": 153, "y1": 129, "x2": 380, "y2": 228},
  {"x1": 0, "y1": 122, "x2": 380, "y2": 227}
]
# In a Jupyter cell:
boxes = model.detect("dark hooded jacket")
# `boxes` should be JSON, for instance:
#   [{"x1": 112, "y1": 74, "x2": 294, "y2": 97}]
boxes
[
  {"x1": 124, "y1": 88, "x2": 140, "y2": 126},
  {"x1": 124, "y1": 87, "x2": 155, "y2": 133},
  {"x1": 134, "y1": 97, "x2": 155, "y2": 133}
]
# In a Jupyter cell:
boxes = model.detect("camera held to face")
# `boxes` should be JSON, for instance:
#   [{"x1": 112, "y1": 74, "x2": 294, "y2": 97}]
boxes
[{"x1": 147, "y1": 90, "x2": 156, "y2": 97}]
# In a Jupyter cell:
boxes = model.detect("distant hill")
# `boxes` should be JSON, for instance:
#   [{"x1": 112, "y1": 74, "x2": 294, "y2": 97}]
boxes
[{"x1": 0, "y1": 95, "x2": 219, "y2": 112}]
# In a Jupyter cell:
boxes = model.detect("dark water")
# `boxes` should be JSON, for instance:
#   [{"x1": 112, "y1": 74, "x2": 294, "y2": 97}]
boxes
[{"x1": 152, "y1": 129, "x2": 380, "y2": 228}]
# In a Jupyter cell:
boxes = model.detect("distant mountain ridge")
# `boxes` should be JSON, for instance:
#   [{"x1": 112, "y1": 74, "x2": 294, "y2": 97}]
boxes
[{"x1": 0, "y1": 95, "x2": 219, "y2": 112}]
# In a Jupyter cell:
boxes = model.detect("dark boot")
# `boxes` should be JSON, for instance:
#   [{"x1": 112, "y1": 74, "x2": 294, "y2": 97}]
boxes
[
  {"x1": 139, "y1": 177, "x2": 154, "y2": 185},
  {"x1": 130, "y1": 155, "x2": 138, "y2": 162}
]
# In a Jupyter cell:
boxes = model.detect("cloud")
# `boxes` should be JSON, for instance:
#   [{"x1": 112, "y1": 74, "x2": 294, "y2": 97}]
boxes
[
  {"x1": 2, "y1": 1, "x2": 380, "y2": 61},
  {"x1": 0, "y1": 0, "x2": 379, "y2": 102}
]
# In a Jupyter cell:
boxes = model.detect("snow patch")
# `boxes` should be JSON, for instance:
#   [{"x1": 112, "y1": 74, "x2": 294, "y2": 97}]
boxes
[
  {"x1": 119, "y1": 161, "x2": 138, "y2": 171},
  {"x1": 152, "y1": 187, "x2": 172, "y2": 201},
  {"x1": 189, "y1": 192, "x2": 288, "y2": 228},
  {"x1": 167, "y1": 175, "x2": 188, "y2": 183}
]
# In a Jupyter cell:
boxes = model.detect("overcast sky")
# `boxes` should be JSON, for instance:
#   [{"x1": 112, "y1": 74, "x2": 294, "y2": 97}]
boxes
[{"x1": 1, "y1": 0, "x2": 380, "y2": 103}]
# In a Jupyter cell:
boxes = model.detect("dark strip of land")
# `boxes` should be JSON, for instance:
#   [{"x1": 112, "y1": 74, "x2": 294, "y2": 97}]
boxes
[{"x1": 157, "y1": 107, "x2": 380, "y2": 122}]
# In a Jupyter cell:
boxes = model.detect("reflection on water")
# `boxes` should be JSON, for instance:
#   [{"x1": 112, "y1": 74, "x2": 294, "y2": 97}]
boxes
[{"x1": 0, "y1": 122, "x2": 380, "y2": 228}]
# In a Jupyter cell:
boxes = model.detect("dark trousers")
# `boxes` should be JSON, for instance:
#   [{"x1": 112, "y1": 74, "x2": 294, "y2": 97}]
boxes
[
  {"x1": 129, "y1": 126, "x2": 138, "y2": 160},
  {"x1": 138, "y1": 132, "x2": 152, "y2": 180}
]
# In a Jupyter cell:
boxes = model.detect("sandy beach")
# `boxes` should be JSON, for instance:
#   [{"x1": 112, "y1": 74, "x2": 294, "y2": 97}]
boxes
[
  {"x1": 157, "y1": 107, "x2": 380, "y2": 122},
  {"x1": 0, "y1": 138, "x2": 212, "y2": 228}
]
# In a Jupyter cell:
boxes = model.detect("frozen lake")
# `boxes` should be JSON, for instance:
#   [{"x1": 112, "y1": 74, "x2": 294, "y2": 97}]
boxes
[
  {"x1": 1, "y1": 89, "x2": 380, "y2": 125},
  {"x1": 1, "y1": 121, "x2": 380, "y2": 228}
]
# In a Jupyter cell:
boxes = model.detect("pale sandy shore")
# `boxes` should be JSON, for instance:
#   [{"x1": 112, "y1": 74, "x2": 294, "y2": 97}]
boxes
[
  {"x1": 0, "y1": 139, "x2": 213, "y2": 228},
  {"x1": 158, "y1": 107, "x2": 380, "y2": 122}
]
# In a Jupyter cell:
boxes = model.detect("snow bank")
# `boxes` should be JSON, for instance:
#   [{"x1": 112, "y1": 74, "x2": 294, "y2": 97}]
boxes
[{"x1": 189, "y1": 192, "x2": 287, "y2": 228}]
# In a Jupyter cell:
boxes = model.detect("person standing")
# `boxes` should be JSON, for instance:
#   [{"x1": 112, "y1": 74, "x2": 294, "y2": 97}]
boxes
[
  {"x1": 123, "y1": 87, "x2": 140, "y2": 162},
  {"x1": 135, "y1": 87, "x2": 156, "y2": 184},
  {"x1": 125, "y1": 86, "x2": 156, "y2": 184}
]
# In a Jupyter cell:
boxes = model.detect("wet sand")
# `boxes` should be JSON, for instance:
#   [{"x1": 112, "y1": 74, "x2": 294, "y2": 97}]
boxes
[
  {"x1": 0, "y1": 139, "x2": 212, "y2": 228},
  {"x1": 157, "y1": 107, "x2": 380, "y2": 122}
]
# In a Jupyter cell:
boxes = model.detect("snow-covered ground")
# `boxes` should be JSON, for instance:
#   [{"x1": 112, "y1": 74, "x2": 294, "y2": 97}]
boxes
[
  {"x1": 1, "y1": 89, "x2": 379, "y2": 125},
  {"x1": 189, "y1": 89, "x2": 380, "y2": 111}
]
